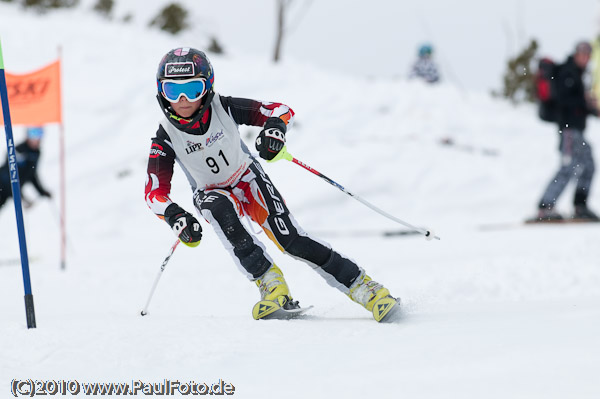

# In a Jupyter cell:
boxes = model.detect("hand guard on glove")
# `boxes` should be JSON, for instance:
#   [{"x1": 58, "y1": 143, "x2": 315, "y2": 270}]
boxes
[
  {"x1": 164, "y1": 204, "x2": 202, "y2": 247},
  {"x1": 255, "y1": 117, "x2": 287, "y2": 161}
]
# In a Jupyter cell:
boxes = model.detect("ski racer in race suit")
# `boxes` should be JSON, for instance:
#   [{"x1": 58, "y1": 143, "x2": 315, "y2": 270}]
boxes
[{"x1": 145, "y1": 47, "x2": 398, "y2": 321}]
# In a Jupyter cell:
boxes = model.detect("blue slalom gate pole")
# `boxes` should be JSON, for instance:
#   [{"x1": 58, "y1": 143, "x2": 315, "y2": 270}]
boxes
[{"x1": 0, "y1": 38, "x2": 37, "y2": 329}]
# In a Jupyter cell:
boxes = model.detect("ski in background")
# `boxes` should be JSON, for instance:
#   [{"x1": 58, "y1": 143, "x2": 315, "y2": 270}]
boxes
[
  {"x1": 313, "y1": 229, "x2": 421, "y2": 238},
  {"x1": 479, "y1": 217, "x2": 600, "y2": 232}
]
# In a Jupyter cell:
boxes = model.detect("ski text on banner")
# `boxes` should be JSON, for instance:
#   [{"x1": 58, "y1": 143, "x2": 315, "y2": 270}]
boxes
[{"x1": 0, "y1": 60, "x2": 61, "y2": 125}]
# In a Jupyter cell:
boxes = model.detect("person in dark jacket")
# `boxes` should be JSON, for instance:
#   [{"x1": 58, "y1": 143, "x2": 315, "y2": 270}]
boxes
[
  {"x1": 0, "y1": 126, "x2": 52, "y2": 211},
  {"x1": 536, "y1": 41, "x2": 599, "y2": 221}
]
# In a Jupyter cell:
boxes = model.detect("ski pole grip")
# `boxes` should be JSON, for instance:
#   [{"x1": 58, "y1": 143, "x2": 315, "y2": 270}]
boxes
[{"x1": 267, "y1": 146, "x2": 294, "y2": 163}]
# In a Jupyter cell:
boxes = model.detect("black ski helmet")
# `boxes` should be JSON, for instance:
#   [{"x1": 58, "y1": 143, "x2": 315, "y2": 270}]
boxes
[{"x1": 156, "y1": 47, "x2": 215, "y2": 133}]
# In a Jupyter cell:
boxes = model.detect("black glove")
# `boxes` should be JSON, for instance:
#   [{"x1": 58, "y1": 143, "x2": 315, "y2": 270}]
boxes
[
  {"x1": 164, "y1": 203, "x2": 202, "y2": 247},
  {"x1": 255, "y1": 117, "x2": 287, "y2": 160}
]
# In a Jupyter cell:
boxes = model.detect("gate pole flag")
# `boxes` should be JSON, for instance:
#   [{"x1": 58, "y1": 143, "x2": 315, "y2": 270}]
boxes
[
  {"x1": 0, "y1": 57, "x2": 62, "y2": 125},
  {"x1": 0, "y1": 37, "x2": 37, "y2": 329}
]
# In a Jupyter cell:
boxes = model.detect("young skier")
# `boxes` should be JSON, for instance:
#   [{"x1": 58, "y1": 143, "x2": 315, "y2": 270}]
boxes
[{"x1": 145, "y1": 47, "x2": 399, "y2": 321}]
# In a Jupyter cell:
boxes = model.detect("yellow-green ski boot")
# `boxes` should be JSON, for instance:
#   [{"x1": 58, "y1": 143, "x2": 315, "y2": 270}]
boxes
[
  {"x1": 252, "y1": 264, "x2": 294, "y2": 320},
  {"x1": 348, "y1": 273, "x2": 400, "y2": 322}
]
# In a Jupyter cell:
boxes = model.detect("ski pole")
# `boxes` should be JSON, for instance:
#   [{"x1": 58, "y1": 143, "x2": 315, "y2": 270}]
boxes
[
  {"x1": 1, "y1": 37, "x2": 37, "y2": 328},
  {"x1": 140, "y1": 239, "x2": 180, "y2": 316},
  {"x1": 268, "y1": 147, "x2": 440, "y2": 240}
]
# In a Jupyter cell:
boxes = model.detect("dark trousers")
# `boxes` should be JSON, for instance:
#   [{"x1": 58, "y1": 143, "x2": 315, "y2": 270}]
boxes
[{"x1": 195, "y1": 159, "x2": 362, "y2": 294}]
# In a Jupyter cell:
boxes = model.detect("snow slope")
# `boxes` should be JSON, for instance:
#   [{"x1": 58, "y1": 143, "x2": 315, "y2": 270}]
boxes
[{"x1": 1, "y1": 3, "x2": 600, "y2": 398}]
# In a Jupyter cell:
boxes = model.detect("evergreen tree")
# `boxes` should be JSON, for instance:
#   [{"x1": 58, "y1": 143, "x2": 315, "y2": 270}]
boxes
[
  {"x1": 149, "y1": 3, "x2": 189, "y2": 35},
  {"x1": 497, "y1": 39, "x2": 539, "y2": 103},
  {"x1": 93, "y1": 0, "x2": 113, "y2": 18}
]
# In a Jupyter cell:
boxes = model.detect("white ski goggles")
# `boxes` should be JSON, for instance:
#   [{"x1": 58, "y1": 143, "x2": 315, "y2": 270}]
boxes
[{"x1": 159, "y1": 78, "x2": 208, "y2": 103}]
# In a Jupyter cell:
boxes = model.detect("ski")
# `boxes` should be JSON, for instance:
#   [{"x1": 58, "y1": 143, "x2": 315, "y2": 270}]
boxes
[
  {"x1": 314, "y1": 229, "x2": 420, "y2": 238},
  {"x1": 524, "y1": 217, "x2": 600, "y2": 225},
  {"x1": 480, "y1": 217, "x2": 600, "y2": 231},
  {"x1": 252, "y1": 299, "x2": 313, "y2": 320},
  {"x1": 372, "y1": 296, "x2": 401, "y2": 323},
  {"x1": 259, "y1": 304, "x2": 313, "y2": 320},
  {"x1": 252, "y1": 296, "x2": 402, "y2": 322},
  {"x1": 438, "y1": 137, "x2": 499, "y2": 157}
]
